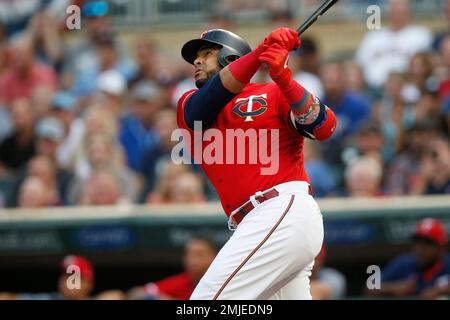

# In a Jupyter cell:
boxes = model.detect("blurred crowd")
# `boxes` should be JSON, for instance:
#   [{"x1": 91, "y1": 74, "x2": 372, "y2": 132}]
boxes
[{"x1": 0, "y1": 0, "x2": 449, "y2": 210}]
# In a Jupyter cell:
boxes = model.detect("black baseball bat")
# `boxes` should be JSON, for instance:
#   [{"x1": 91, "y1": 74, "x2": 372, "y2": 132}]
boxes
[{"x1": 297, "y1": 0, "x2": 340, "y2": 37}]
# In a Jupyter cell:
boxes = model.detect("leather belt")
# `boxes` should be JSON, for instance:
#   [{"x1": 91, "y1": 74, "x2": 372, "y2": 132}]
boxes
[{"x1": 230, "y1": 185, "x2": 314, "y2": 227}]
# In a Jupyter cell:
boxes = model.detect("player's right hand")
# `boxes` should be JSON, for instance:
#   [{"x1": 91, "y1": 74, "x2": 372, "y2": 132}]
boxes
[
  {"x1": 259, "y1": 43, "x2": 293, "y2": 88},
  {"x1": 263, "y1": 27, "x2": 301, "y2": 52}
]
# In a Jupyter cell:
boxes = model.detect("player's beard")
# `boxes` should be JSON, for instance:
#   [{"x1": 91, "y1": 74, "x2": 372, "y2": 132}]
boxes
[{"x1": 195, "y1": 67, "x2": 221, "y2": 88}]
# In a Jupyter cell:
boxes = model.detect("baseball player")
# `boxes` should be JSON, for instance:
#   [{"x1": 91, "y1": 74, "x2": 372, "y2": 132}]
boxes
[{"x1": 177, "y1": 28, "x2": 337, "y2": 300}]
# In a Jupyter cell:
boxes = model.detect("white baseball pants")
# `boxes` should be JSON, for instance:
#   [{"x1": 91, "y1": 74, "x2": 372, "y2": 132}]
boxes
[{"x1": 190, "y1": 181, "x2": 324, "y2": 300}]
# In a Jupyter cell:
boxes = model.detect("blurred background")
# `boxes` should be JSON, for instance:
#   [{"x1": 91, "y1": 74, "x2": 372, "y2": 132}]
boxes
[{"x1": 0, "y1": 0, "x2": 449, "y2": 300}]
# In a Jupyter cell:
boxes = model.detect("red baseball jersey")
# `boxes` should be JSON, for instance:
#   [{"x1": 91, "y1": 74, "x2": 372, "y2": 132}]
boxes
[{"x1": 177, "y1": 82, "x2": 310, "y2": 216}]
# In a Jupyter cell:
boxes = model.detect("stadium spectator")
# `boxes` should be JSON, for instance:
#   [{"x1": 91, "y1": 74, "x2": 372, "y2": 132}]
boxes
[
  {"x1": 94, "y1": 69, "x2": 126, "y2": 118},
  {"x1": 319, "y1": 60, "x2": 372, "y2": 171},
  {"x1": 372, "y1": 72, "x2": 411, "y2": 162},
  {"x1": 70, "y1": 132, "x2": 140, "y2": 203},
  {"x1": 311, "y1": 245, "x2": 347, "y2": 300},
  {"x1": 35, "y1": 117, "x2": 65, "y2": 162},
  {"x1": 127, "y1": 235, "x2": 218, "y2": 300},
  {"x1": 147, "y1": 160, "x2": 205, "y2": 204},
  {"x1": 140, "y1": 108, "x2": 179, "y2": 199},
  {"x1": 18, "y1": 176, "x2": 53, "y2": 208},
  {"x1": 12, "y1": 155, "x2": 69, "y2": 207},
  {"x1": 69, "y1": 105, "x2": 123, "y2": 177},
  {"x1": 433, "y1": 0, "x2": 450, "y2": 50},
  {"x1": 438, "y1": 35, "x2": 450, "y2": 99},
  {"x1": 0, "y1": 255, "x2": 95, "y2": 300},
  {"x1": 345, "y1": 156, "x2": 383, "y2": 197},
  {"x1": 303, "y1": 139, "x2": 336, "y2": 198},
  {"x1": 343, "y1": 60, "x2": 367, "y2": 96},
  {"x1": 402, "y1": 52, "x2": 435, "y2": 105},
  {"x1": 27, "y1": 9, "x2": 63, "y2": 69},
  {"x1": 341, "y1": 123, "x2": 385, "y2": 168},
  {"x1": 0, "y1": 33, "x2": 56, "y2": 104},
  {"x1": 78, "y1": 170, "x2": 123, "y2": 206},
  {"x1": 356, "y1": 0, "x2": 433, "y2": 90},
  {"x1": 128, "y1": 39, "x2": 159, "y2": 88},
  {"x1": 293, "y1": 36, "x2": 321, "y2": 76},
  {"x1": 320, "y1": 61, "x2": 372, "y2": 139},
  {"x1": 30, "y1": 84, "x2": 55, "y2": 119},
  {"x1": 411, "y1": 136, "x2": 450, "y2": 195},
  {"x1": 0, "y1": 99, "x2": 36, "y2": 173},
  {"x1": 291, "y1": 51, "x2": 324, "y2": 99},
  {"x1": 119, "y1": 81, "x2": 162, "y2": 173},
  {"x1": 364, "y1": 218, "x2": 450, "y2": 299},
  {"x1": 384, "y1": 121, "x2": 441, "y2": 195},
  {"x1": 50, "y1": 91, "x2": 85, "y2": 169},
  {"x1": 70, "y1": 29, "x2": 136, "y2": 99}
]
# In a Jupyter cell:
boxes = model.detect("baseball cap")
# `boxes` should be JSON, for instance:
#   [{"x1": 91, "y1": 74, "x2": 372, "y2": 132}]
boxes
[
  {"x1": 413, "y1": 218, "x2": 448, "y2": 246},
  {"x1": 61, "y1": 255, "x2": 94, "y2": 282},
  {"x1": 35, "y1": 117, "x2": 65, "y2": 141},
  {"x1": 52, "y1": 92, "x2": 77, "y2": 112},
  {"x1": 82, "y1": 0, "x2": 109, "y2": 18},
  {"x1": 96, "y1": 70, "x2": 126, "y2": 96},
  {"x1": 131, "y1": 81, "x2": 160, "y2": 102}
]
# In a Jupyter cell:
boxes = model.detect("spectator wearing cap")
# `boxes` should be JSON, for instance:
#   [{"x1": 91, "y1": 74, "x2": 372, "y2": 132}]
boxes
[
  {"x1": 119, "y1": 81, "x2": 162, "y2": 173},
  {"x1": 49, "y1": 92, "x2": 87, "y2": 171},
  {"x1": 69, "y1": 28, "x2": 136, "y2": 99},
  {"x1": 0, "y1": 33, "x2": 56, "y2": 104},
  {"x1": 35, "y1": 117, "x2": 65, "y2": 161},
  {"x1": 3, "y1": 255, "x2": 95, "y2": 300},
  {"x1": 365, "y1": 218, "x2": 450, "y2": 299},
  {"x1": 95, "y1": 69, "x2": 126, "y2": 118}
]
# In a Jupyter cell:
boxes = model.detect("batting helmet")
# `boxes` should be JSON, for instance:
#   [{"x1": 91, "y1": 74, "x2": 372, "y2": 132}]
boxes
[{"x1": 181, "y1": 29, "x2": 252, "y2": 68}]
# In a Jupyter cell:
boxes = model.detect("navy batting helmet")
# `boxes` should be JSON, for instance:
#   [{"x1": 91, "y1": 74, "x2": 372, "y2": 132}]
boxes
[{"x1": 181, "y1": 29, "x2": 252, "y2": 68}]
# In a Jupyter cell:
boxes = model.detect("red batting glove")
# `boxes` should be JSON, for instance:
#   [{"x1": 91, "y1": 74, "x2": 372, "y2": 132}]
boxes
[
  {"x1": 259, "y1": 43, "x2": 293, "y2": 88},
  {"x1": 263, "y1": 27, "x2": 301, "y2": 52}
]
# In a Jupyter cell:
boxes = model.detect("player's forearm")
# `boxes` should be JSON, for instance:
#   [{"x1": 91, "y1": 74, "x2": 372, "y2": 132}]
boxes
[
  {"x1": 221, "y1": 45, "x2": 266, "y2": 93},
  {"x1": 275, "y1": 76, "x2": 321, "y2": 125}
]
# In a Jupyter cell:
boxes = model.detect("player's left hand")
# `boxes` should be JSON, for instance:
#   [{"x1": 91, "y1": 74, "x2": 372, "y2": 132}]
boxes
[
  {"x1": 259, "y1": 43, "x2": 292, "y2": 87},
  {"x1": 264, "y1": 27, "x2": 301, "y2": 52}
]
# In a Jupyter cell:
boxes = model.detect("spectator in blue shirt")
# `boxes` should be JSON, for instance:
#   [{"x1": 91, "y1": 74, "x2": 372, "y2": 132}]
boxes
[
  {"x1": 119, "y1": 81, "x2": 162, "y2": 173},
  {"x1": 365, "y1": 218, "x2": 450, "y2": 299},
  {"x1": 321, "y1": 61, "x2": 372, "y2": 140}
]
